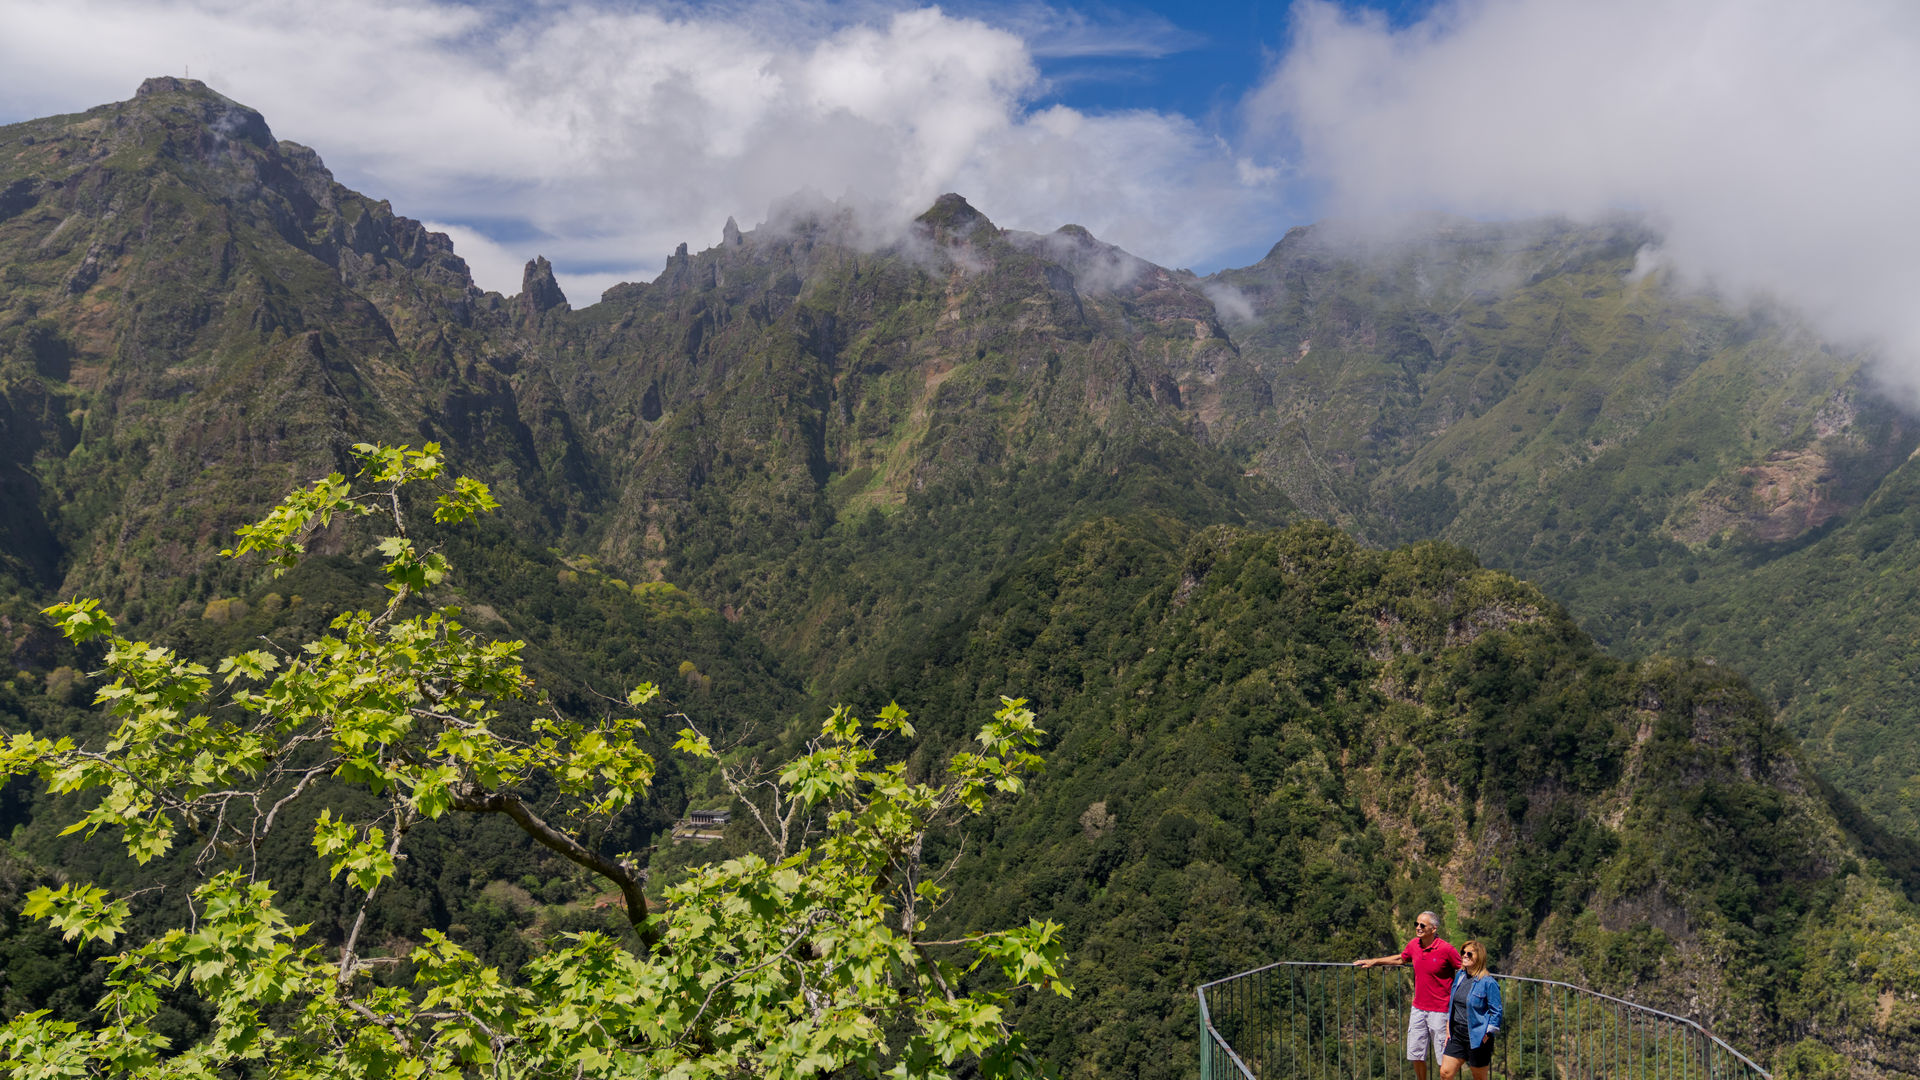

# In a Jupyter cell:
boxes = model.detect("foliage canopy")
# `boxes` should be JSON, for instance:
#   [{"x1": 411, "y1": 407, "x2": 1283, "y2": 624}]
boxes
[{"x1": 0, "y1": 445, "x2": 1068, "y2": 1079}]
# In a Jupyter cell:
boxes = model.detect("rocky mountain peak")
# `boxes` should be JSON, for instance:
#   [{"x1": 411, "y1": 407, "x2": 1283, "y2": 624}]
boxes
[
  {"x1": 1008, "y1": 223, "x2": 1153, "y2": 296},
  {"x1": 130, "y1": 75, "x2": 275, "y2": 149},
  {"x1": 1256, "y1": 224, "x2": 1319, "y2": 266},
  {"x1": 136, "y1": 75, "x2": 207, "y2": 98},
  {"x1": 915, "y1": 192, "x2": 997, "y2": 243},
  {"x1": 519, "y1": 256, "x2": 569, "y2": 316}
]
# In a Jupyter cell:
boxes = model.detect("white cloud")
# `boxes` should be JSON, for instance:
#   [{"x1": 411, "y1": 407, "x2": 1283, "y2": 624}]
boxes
[
  {"x1": 957, "y1": 105, "x2": 1277, "y2": 270},
  {"x1": 0, "y1": 0, "x2": 1284, "y2": 302},
  {"x1": 421, "y1": 221, "x2": 528, "y2": 298},
  {"x1": 1251, "y1": 0, "x2": 1920, "y2": 383},
  {"x1": 9, "y1": 0, "x2": 1916, "y2": 376},
  {"x1": 1199, "y1": 281, "x2": 1255, "y2": 325}
]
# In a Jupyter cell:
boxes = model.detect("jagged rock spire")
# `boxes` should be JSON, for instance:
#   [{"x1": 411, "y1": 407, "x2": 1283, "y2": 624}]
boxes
[{"x1": 519, "y1": 256, "x2": 568, "y2": 318}]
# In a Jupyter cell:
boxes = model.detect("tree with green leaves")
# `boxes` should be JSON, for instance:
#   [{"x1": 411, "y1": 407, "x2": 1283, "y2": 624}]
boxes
[{"x1": 0, "y1": 444, "x2": 1069, "y2": 1079}]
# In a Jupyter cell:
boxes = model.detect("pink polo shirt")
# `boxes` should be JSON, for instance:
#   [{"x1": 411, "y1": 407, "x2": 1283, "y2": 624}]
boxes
[{"x1": 1399, "y1": 936, "x2": 1463, "y2": 1011}]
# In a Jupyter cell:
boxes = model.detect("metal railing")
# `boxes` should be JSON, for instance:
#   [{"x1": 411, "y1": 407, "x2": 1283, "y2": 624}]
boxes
[{"x1": 1198, "y1": 961, "x2": 1770, "y2": 1080}]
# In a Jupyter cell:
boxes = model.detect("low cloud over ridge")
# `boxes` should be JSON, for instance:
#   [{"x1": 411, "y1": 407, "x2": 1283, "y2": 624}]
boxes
[
  {"x1": 0, "y1": 0, "x2": 1277, "y2": 297},
  {"x1": 4, "y1": 0, "x2": 1916, "y2": 380},
  {"x1": 1253, "y1": 0, "x2": 1920, "y2": 387}
]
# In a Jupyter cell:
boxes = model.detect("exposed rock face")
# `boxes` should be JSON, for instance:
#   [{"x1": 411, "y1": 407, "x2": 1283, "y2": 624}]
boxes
[
  {"x1": 136, "y1": 76, "x2": 275, "y2": 148},
  {"x1": 657, "y1": 242, "x2": 694, "y2": 292},
  {"x1": 915, "y1": 192, "x2": 995, "y2": 243},
  {"x1": 0, "y1": 76, "x2": 597, "y2": 609},
  {"x1": 136, "y1": 75, "x2": 198, "y2": 97},
  {"x1": 519, "y1": 255, "x2": 569, "y2": 318}
]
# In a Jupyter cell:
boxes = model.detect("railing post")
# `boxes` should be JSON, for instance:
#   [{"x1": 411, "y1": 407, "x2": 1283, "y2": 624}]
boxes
[{"x1": 1199, "y1": 985, "x2": 1212, "y2": 1080}]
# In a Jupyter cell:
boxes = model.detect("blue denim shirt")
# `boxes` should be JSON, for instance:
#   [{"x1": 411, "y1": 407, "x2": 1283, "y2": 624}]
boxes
[{"x1": 1450, "y1": 972, "x2": 1503, "y2": 1049}]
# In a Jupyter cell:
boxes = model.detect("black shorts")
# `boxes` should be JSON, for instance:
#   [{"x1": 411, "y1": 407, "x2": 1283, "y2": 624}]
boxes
[{"x1": 1444, "y1": 1031, "x2": 1492, "y2": 1068}]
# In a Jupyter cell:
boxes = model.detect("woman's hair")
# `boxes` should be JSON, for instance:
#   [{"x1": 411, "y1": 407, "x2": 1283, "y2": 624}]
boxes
[{"x1": 1460, "y1": 939, "x2": 1489, "y2": 977}]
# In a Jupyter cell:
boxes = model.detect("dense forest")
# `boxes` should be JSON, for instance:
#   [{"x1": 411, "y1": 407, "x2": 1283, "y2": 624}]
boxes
[{"x1": 0, "y1": 78, "x2": 1916, "y2": 1076}]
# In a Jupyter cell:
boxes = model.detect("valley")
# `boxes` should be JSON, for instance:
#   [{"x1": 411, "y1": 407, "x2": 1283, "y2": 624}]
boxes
[{"x1": 0, "y1": 79, "x2": 1915, "y2": 1077}]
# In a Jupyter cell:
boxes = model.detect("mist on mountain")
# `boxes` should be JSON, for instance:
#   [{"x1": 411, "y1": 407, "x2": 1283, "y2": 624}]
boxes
[{"x1": 2, "y1": 77, "x2": 1919, "y2": 1077}]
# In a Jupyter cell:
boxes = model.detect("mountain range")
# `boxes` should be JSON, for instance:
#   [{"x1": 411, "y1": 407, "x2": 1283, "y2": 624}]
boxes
[{"x1": 1, "y1": 77, "x2": 1916, "y2": 1077}]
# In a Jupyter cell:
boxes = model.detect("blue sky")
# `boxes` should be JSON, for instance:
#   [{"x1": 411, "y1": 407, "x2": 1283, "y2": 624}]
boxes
[
  {"x1": 3, "y1": 0, "x2": 1920, "y2": 384},
  {"x1": 1020, "y1": 0, "x2": 1430, "y2": 118}
]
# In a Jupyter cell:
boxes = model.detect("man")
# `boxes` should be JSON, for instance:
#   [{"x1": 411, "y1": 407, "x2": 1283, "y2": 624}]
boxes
[{"x1": 1353, "y1": 912, "x2": 1463, "y2": 1080}]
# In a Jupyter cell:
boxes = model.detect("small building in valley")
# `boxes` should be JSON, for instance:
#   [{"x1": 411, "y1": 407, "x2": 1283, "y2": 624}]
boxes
[{"x1": 671, "y1": 808, "x2": 732, "y2": 843}]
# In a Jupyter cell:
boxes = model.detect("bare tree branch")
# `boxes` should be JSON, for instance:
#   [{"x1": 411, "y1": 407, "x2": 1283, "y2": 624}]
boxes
[
  {"x1": 344, "y1": 998, "x2": 415, "y2": 1055},
  {"x1": 260, "y1": 762, "x2": 335, "y2": 839},
  {"x1": 449, "y1": 787, "x2": 662, "y2": 953},
  {"x1": 337, "y1": 809, "x2": 409, "y2": 989}
]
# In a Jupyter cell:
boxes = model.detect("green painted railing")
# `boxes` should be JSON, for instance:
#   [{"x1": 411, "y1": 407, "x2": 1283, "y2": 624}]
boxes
[{"x1": 1198, "y1": 961, "x2": 1770, "y2": 1080}]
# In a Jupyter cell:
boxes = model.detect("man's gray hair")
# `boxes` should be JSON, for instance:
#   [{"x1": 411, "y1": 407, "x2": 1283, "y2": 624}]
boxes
[{"x1": 1419, "y1": 911, "x2": 1439, "y2": 925}]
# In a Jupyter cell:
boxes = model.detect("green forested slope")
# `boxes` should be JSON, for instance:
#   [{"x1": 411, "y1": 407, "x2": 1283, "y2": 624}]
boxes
[
  {"x1": 1628, "y1": 459, "x2": 1920, "y2": 844},
  {"x1": 849, "y1": 520, "x2": 1919, "y2": 1077},
  {"x1": 1209, "y1": 220, "x2": 1920, "y2": 834},
  {"x1": 519, "y1": 193, "x2": 1287, "y2": 686},
  {"x1": 0, "y1": 80, "x2": 1298, "y2": 1064},
  {"x1": 0, "y1": 80, "x2": 1916, "y2": 1078}
]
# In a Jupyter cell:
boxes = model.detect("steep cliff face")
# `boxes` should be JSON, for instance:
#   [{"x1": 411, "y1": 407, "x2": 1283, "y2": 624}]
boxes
[
  {"x1": 548, "y1": 194, "x2": 1260, "y2": 533},
  {"x1": 1209, "y1": 218, "x2": 1911, "y2": 556},
  {"x1": 0, "y1": 78, "x2": 598, "y2": 618},
  {"x1": 1, "y1": 80, "x2": 1292, "y2": 661},
  {"x1": 512, "y1": 193, "x2": 1290, "y2": 676}
]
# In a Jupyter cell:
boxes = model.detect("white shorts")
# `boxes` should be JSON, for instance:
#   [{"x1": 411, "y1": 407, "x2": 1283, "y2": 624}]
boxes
[{"x1": 1406, "y1": 1008, "x2": 1449, "y2": 1061}]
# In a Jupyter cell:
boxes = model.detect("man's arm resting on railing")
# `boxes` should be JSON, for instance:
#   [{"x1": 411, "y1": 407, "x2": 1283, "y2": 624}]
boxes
[{"x1": 1352, "y1": 954, "x2": 1407, "y2": 968}]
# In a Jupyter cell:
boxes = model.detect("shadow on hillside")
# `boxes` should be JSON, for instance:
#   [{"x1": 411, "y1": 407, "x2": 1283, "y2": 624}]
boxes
[{"x1": 1819, "y1": 773, "x2": 1920, "y2": 901}]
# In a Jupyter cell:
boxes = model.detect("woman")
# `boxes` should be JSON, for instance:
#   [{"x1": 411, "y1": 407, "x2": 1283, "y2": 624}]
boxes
[{"x1": 1440, "y1": 940, "x2": 1501, "y2": 1080}]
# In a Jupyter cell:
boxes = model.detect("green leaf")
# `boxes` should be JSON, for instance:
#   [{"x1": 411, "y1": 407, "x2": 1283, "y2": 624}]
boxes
[{"x1": 23, "y1": 883, "x2": 130, "y2": 944}]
